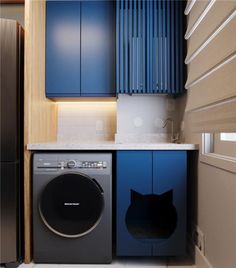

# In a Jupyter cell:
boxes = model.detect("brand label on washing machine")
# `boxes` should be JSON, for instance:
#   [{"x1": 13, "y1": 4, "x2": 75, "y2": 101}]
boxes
[{"x1": 64, "y1": 202, "x2": 80, "y2": 206}]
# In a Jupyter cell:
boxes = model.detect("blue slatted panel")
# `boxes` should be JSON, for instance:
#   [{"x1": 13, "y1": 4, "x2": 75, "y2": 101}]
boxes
[{"x1": 116, "y1": 0, "x2": 184, "y2": 95}]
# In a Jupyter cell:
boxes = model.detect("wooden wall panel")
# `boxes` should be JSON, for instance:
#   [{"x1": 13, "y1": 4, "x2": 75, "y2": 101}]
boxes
[
  {"x1": 185, "y1": 0, "x2": 236, "y2": 119},
  {"x1": 186, "y1": 16, "x2": 236, "y2": 85},
  {"x1": 188, "y1": 98, "x2": 236, "y2": 133},
  {"x1": 186, "y1": 0, "x2": 236, "y2": 60},
  {"x1": 186, "y1": 57, "x2": 236, "y2": 111},
  {"x1": 185, "y1": 0, "x2": 197, "y2": 16},
  {"x1": 186, "y1": 0, "x2": 210, "y2": 38},
  {"x1": 25, "y1": 0, "x2": 57, "y2": 144},
  {"x1": 24, "y1": 0, "x2": 57, "y2": 263}
]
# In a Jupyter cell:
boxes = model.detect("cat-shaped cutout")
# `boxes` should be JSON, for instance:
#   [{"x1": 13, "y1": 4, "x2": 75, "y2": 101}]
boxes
[{"x1": 125, "y1": 190, "x2": 177, "y2": 239}]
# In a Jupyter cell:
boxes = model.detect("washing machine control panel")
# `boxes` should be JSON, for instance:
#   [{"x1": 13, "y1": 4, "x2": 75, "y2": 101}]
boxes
[
  {"x1": 77, "y1": 161, "x2": 107, "y2": 169},
  {"x1": 58, "y1": 160, "x2": 108, "y2": 169}
]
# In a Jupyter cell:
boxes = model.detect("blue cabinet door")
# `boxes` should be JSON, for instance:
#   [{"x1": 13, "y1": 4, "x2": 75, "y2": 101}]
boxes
[
  {"x1": 80, "y1": 1, "x2": 116, "y2": 96},
  {"x1": 116, "y1": 150, "x2": 187, "y2": 257},
  {"x1": 116, "y1": 0, "x2": 184, "y2": 94},
  {"x1": 46, "y1": 1, "x2": 81, "y2": 97},
  {"x1": 116, "y1": 151, "x2": 153, "y2": 256},
  {"x1": 152, "y1": 151, "x2": 187, "y2": 256}
]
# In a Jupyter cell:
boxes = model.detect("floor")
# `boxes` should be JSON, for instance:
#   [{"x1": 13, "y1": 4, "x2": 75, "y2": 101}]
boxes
[{"x1": 19, "y1": 257, "x2": 196, "y2": 268}]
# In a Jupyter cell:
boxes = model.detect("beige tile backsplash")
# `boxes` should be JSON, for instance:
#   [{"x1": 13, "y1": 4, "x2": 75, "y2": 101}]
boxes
[
  {"x1": 57, "y1": 102, "x2": 117, "y2": 142},
  {"x1": 57, "y1": 95, "x2": 180, "y2": 143}
]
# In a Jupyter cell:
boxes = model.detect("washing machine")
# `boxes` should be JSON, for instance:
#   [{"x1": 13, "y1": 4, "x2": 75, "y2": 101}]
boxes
[{"x1": 33, "y1": 153, "x2": 112, "y2": 264}]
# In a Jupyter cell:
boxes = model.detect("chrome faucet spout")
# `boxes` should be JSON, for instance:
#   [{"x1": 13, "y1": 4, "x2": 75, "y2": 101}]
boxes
[
  {"x1": 162, "y1": 118, "x2": 178, "y2": 143},
  {"x1": 162, "y1": 118, "x2": 172, "y2": 128}
]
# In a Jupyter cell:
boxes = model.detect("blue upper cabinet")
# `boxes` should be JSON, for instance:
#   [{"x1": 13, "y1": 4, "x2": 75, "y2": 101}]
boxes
[
  {"x1": 46, "y1": 1, "x2": 81, "y2": 97},
  {"x1": 81, "y1": 1, "x2": 116, "y2": 96},
  {"x1": 46, "y1": 1, "x2": 116, "y2": 98},
  {"x1": 116, "y1": 0, "x2": 184, "y2": 95}
]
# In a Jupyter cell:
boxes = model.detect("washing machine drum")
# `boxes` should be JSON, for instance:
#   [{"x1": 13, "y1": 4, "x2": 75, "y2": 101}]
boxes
[{"x1": 39, "y1": 173, "x2": 104, "y2": 238}]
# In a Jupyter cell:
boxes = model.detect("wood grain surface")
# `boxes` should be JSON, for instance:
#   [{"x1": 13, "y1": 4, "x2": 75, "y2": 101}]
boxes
[{"x1": 24, "y1": 0, "x2": 57, "y2": 263}]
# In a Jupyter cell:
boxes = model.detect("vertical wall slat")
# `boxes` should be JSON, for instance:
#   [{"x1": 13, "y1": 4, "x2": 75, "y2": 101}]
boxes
[
  {"x1": 138, "y1": 0, "x2": 141, "y2": 94},
  {"x1": 142, "y1": 0, "x2": 146, "y2": 93},
  {"x1": 167, "y1": 0, "x2": 171, "y2": 94},
  {"x1": 150, "y1": 0, "x2": 153, "y2": 93},
  {"x1": 163, "y1": 0, "x2": 166, "y2": 93},
  {"x1": 179, "y1": 1, "x2": 184, "y2": 94},
  {"x1": 160, "y1": 0, "x2": 163, "y2": 93},
  {"x1": 158, "y1": 0, "x2": 162, "y2": 93},
  {"x1": 147, "y1": 1, "x2": 150, "y2": 92},
  {"x1": 116, "y1": 0, "x2": 120, "y2": 94},
  {"x1": 129, "y1": 0, "x2": 132, "y2": 93},
  {"x1": 171, "y1": 0, "x2": 175, "y2": 94},
  {"x1": 125, "y1": 0, "x2": 128, "y2": 93},
  {"x1": 120, "y1": 0, "x2": 124, "y2": 93},
  {"x1": 153, "y1": 0, "x2": 157, "y2": 93},
  {"x1": 133, "y1": 0, "x2": 137, "y2": 93},
  {"x1": 176, "y1": 0, "x2": 179, "y2": 94}
]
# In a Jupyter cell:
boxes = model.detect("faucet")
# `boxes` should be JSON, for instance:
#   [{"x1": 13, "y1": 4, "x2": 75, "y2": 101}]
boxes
[{"x1": 162, "y1": 118, "x2": 179, "y2": 143}]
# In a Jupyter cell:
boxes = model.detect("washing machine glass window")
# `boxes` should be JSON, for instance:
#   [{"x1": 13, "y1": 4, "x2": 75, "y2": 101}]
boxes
[{"x1": 39, "y1": 173, "x2": 104, "y2": 238}]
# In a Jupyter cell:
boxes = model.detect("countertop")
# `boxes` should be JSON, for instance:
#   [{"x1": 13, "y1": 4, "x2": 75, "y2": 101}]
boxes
[{"x1": 27, "y1": 141, "x2": 199, "y2": 150}]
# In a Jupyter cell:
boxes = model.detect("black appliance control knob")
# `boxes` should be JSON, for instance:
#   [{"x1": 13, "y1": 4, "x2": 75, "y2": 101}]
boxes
[{"x1": 67, "y1": 160, "x2": 76, "y2": 169}]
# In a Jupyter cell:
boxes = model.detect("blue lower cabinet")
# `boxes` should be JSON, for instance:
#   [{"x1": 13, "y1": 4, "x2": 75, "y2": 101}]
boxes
[
  {"x1": 116, "y1": 150, "x2": 187, "y2": 256},
  {"x1": 152, "y1": 151, "x2": 187, "y2": 256},
  {"x1": 116, "y1": 151, "x2": 153, "y2": 256}
]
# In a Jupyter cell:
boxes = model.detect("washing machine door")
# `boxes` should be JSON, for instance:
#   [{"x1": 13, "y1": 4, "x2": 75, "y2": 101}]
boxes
[{"x1": 39, "y1": 173, "x2": 104, "y2": 238}]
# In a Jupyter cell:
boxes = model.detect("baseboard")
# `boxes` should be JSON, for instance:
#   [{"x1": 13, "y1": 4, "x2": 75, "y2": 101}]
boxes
[
  {"x1": 195, "y1": 246, "x2": 213, "y2": 268},
  {"x1": 187, "y1": 230, "x2": 213, "y2": 268}
]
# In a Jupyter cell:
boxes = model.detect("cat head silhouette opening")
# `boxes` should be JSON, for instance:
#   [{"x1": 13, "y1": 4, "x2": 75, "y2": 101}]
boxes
[{"x1": 125, "y1": 190, "x2": 177, "y2": 240}]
